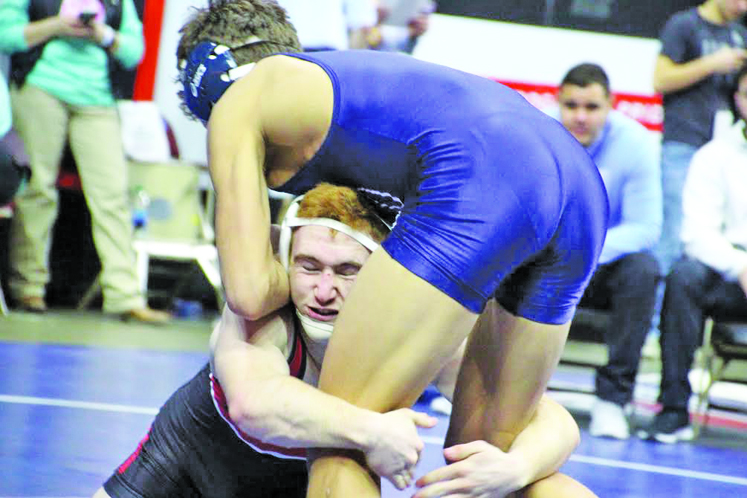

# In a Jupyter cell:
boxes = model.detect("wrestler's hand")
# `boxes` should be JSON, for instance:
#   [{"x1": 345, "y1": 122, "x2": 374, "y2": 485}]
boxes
[
  {"x1": 413, "y1": 440, "x2": 528, "y2": 498},
  {"x1": 365, "y1": 409, "x2": 437, "y2": 490}
]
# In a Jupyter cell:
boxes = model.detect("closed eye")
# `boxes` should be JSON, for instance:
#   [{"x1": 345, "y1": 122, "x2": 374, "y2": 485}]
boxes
[{"x1": 335, "y1": 263, "x2": 362, "y2": 277}]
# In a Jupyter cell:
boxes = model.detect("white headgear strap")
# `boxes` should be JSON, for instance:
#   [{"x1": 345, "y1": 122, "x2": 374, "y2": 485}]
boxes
[{"x1": 278, "y1": 195, "x2": 379, "y2": 270}]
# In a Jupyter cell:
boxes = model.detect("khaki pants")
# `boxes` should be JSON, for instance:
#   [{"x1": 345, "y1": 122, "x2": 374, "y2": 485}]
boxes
[{"x1": 9, "y1": 84, "x2": 144, "y2": 313}]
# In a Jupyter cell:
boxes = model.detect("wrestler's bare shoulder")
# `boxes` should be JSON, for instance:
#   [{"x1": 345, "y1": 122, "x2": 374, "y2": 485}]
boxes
[
  {"x1": 256, "y1": 54, "x2": 332, "y2": 85},
  {"x1": 244, "y1": 304, "x2": 298, "y2": 357},
  {"x1": 218, "y1": 54, "x2": 332, "y2": 103}
]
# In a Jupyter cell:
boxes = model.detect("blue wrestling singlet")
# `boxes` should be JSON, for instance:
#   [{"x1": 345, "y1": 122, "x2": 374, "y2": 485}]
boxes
[{"x1": 277, "y1": 50, "x2": 609, "y2": 324}]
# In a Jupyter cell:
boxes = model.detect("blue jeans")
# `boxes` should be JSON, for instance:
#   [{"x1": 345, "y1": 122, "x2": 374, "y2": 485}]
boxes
[
  {"x1": 660, "y1": 258, "x2": 747, "y2": 410},
  {"x1": 655, "y1": 141, "x2": 698, "y2": 275},
  {"x1": 580, "y1": 251, "x2": 661, "y2": 405}
]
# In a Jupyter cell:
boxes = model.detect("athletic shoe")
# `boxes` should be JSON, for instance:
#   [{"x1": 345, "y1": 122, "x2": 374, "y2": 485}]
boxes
[
  {"x1": 429, "y1": 395, "x2": 452, "y2": 416},
  {"x1": 589, "y1": 398, "x2": 630, "y2": 440},
  {"x1": 121, "y1": 306, "x2": 171, "y2": 324},
  {"x1": 16, "y1": 295, "x2": 47, "y2": 313},
  {"x1": 636, "y1": 409, "x2": 694, "y2": 444}
]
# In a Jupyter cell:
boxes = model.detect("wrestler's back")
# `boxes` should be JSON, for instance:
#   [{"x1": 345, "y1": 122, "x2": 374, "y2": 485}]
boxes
[{"x1": 271, "y1": 50, "x2": 594, "y2": 205}]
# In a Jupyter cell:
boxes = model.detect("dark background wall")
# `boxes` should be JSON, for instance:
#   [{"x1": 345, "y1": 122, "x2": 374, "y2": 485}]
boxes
[{"x1": 436, "y1": 0, "x2": 706, "y2": 39}]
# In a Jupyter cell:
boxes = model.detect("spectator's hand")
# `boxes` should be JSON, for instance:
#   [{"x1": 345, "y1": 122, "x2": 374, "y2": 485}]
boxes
[
  {"x1": 55, "y1": 15, "x2": 95, "y2": 39},
  {"x1": 88, "y1": 21, "x2": 116, "y2": 47},
  {"x1": 408, "y1": 13, "x2": 430, "y2": 39},
  {"x1": 413, "y1": 440, "x2": 528, "y2": 498},
  {"x1": 365, "y1": 409, "x2": 437, "y2": 490},
  {"x1": 708, "y1": 46, "x2": 747, "y2": 74}
]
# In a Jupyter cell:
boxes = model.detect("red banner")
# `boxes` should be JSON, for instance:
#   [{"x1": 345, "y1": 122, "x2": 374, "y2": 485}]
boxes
[{"x1": 497, "y1": 79, "x2": 663, "y2": 132}]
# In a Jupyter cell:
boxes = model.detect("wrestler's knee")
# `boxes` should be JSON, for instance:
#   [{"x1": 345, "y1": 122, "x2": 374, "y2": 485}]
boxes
[{"x1": 513, "y1": 473, "x2": 598, "y2": 498}]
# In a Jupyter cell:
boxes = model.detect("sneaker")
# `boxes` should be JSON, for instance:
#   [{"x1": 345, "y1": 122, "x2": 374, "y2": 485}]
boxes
[
  {"x1": 120, "y1": 306, "x2": 171, "y2": 325},
  {"x1": 16, "y1": 295, "x2": 47, "y2": 313},
  {"x1": 429, "y1": 395, "x2": 452, "y2": 416},
  {"x1": 589, "y1": 398, "x2": 630, "y2": 440},
  {"x1": 636, "y1": 409, "x2": 694, "y2": 444}
]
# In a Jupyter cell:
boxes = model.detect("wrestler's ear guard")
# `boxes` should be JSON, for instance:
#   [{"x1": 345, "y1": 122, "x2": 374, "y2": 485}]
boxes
[
  {"x1": 278, "y1": 195, "x2": 303, "y2": 270},
  {"x1": 179, "y1": 41, "x2": 258, "y2": 125}
]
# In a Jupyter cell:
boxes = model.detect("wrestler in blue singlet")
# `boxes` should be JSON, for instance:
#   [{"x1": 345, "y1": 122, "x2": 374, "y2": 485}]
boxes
[{"x1": 277, "y1": 51, "x2": 609, "y2": 324}]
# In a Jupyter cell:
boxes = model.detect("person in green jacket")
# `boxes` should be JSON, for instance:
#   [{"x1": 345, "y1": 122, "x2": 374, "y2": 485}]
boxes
[{"x1": 0, "y1": 0, "x2": 168, "y2": 322}]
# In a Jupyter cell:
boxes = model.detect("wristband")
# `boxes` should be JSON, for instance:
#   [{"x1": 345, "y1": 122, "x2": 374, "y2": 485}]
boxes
[{"x1": 99, "y1": 25, "x2": 116, "y2": 48}]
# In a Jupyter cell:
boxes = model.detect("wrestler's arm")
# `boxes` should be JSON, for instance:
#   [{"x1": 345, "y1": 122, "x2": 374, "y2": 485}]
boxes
[
  {"x1": 207, "y1": 71, "x2": 289, "y2": 320},
  {"x1": 210, "y1": 305, "x2": 435, "y2": 458},
  {"x1": 426, "y1": 347, "x2": 580, "y2": 495}
]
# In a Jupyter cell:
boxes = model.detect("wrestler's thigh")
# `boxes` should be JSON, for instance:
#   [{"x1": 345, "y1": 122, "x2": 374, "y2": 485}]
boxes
[
  {"x1": 447, "y1": 300, "x2": 570, "y2": 450},
  {"x1": 317, "y1": 249, "x2": 478, "y2": 410}
]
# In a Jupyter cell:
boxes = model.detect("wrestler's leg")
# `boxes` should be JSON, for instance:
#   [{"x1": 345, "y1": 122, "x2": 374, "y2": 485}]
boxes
[
  {"x1": 307, "y1": 250, "x2": 478, "y2": 497},
  {"x1": 446, "y1": 299, "x2": 570, "y2": 452}
]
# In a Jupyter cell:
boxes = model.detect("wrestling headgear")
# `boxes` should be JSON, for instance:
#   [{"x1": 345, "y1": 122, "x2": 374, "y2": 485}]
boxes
[
  {"x1": 278, "y1": 195, "x2": 380, "y2": 271},
  {"x1": 179, "y1": 40, "x2": 260, "y2": 125},
  {"x1": 280, "y1": 194, "x2": 380, "y2": 343}
]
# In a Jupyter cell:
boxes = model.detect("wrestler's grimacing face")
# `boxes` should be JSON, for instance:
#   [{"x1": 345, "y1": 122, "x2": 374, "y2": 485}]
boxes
[{"x1": 289, "y1": 226, "x2": 371, "y2": 323}]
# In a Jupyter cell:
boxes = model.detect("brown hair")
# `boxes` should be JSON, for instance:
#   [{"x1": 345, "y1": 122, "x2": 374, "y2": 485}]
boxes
[
  {"x1": 561, "y1": 63, "x2": 611, "y2": 96},
  {"x1": 176, "y1": 0, "x2": 302, "y2": 67},
  {"x1": 297, "y1": 183, "x2": 390, "y2": 244}
]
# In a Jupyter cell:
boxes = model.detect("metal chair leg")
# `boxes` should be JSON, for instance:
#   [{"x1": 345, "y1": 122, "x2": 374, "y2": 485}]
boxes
[
  {"x1": 694, "y1": 318, "x2": 715, "y2": 436},
  {"x1": 0, "y1": 285, "x2": 8, "y2": 316}
]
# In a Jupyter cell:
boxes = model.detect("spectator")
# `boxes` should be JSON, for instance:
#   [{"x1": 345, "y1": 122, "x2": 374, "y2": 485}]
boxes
[
  {"x1": 0, "y1": 0, "x2": 169, "y2": 323},
  {"x1": 276, "y1": 0, "x2": 377, "y2": 51},
  {"x1": 368, "y1": 0, "x2": 436, "y2": 54},
  {"x1": 553, "y1": 63, "x2": 662, "y2": 440},
  {"x1": 638, "y1": 66, "x2": 747, "y2": 444},
  {"x1": 654, "y1": 0, "x2": 747, "y2": 274}
]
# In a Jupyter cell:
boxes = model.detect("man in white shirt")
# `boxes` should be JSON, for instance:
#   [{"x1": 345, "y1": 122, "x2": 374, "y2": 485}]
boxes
[{"x1": 638, "y1": 65, "x2": 747, "y2": 444}]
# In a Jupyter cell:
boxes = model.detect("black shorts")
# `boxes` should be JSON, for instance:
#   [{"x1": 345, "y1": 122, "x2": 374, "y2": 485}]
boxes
[{"x1": 103, "y1": 364, "x2": 308, "y2": 497}]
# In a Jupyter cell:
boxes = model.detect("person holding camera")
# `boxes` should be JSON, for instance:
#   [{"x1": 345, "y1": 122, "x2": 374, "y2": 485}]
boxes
[{"x1": 0, "y1": 0, "x2": 169, "y2": 322}]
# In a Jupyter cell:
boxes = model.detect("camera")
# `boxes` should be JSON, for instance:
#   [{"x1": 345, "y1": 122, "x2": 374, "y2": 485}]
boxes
[{"x1": 79, "y1": 12, "x2": 95, "y2": 25}]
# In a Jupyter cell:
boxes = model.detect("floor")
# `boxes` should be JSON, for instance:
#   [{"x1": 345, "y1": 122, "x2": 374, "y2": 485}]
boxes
[{"x1": 1, "y1": 309, "x2": 747, "y2": 497}]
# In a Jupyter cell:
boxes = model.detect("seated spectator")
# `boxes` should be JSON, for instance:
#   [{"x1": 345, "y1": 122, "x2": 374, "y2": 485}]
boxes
[
  {"x1": 552, "y1": 63, "x2": 662, "y2": 440},
  {"x1": 368, "y1": 0, "x2": 435, "y2": 54},
  {"x1": 638, "y1": 66, "x2": 747, "y2": 444}
]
